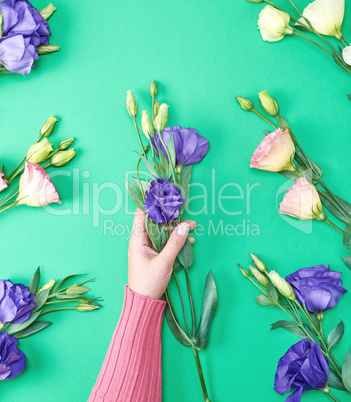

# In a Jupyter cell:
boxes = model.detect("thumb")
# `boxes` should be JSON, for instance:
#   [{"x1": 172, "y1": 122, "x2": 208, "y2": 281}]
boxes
[{"x1": 157, "y1": 222, "x2": 190, "y2": 267}]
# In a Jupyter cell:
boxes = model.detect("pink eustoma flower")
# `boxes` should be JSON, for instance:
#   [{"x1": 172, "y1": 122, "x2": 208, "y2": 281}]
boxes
[
  {"x1": 0, "y1": 172, "x2": 8, "y2": 192},
  {"x1": 16, "y1": 162, "x2": 61, "y2": 207},
  {"x1": 279, "y1": 177, "x2": 325, "y2": 220},
  {"x1": 250, "y1": 128, "x2": 295, "y2": 172}
]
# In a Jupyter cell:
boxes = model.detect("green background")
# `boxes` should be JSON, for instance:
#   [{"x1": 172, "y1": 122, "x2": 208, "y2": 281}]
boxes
[{"x1": 1, "y1": 0, "x2": 351, "y2": 401}]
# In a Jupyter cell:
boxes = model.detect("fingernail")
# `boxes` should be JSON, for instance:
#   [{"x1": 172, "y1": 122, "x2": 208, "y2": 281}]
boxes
[{"x1": 177, "y1": 222, "x2": 189, "y2": 237}]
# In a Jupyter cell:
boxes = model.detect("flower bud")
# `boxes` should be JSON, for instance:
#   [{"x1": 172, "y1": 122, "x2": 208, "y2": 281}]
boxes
[
  {"x1": 40, "y1": 116, "x2": 58, "y2": 137},
  {"x1": 250, "y1": 253, "x2": 267, "y2": 272},
  {"x1": 76, "y1": 303, "x2": 99, "y2": 312},
  {"x1": 66, "y1": 286, "x2": 90, "y2": 295},
  {"x1": 258, "y1": 6, "x2": 294, "y2": 42},
  {"x1": 154, "y1": 100, "x2": 160, "y2": 117},
  {"x1": 249, "y1": 266, "x2": 268, "y2": 286},
  {"x1": 37, "y1": 45, "x2": 60, "y2": 55},
  {"x1": 36, "y1": 279, "x2": 56, "y2": 295},
  {"x1": 58, "y1": 138, "x2": 74, "y2": 150},
  {"x1": 50, "y1": 149, "x2": 76, "y2": 167},
  {"x1": 126, "y1": 90, "x2": 138, "y2": 117},
  {"x1": 268, "y1": 271, "x2": 296, "y2": 300},
  {"x1": 39, "y1": 3, "x2": 56, "y2": 20},
  {"x1": 141, "y1": 110, "x2": 154, "y2": 139},
  {"x1": 150, "y1": 80, "x2": 158, "y2": 96},
  {"x1": 26, "y1": 138, "x2": 53, "y2": 163},
  {"x1": 259, "y1": 90, "x2": 279, "y2": 117},
  {"x1": 237, "y1": 96, "x2": 253, "y2": 111},
  {"x1": 238, "y1": 264, "x2": 250, "y2": 278},
  {"x1": 154, "y1": 103, "x2": 169, "y2": 133}
]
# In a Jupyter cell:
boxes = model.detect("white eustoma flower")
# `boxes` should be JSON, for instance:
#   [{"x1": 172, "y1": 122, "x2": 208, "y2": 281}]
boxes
[
  {"x1": 257, "y1": 6, "x2": 294, "y2": 42},
  {"x1": 343, "y1": 45, "x2": 351, "y2": 66},
  {"x1": 299, "y1": 0, "x2": 345, "y2": 39}
]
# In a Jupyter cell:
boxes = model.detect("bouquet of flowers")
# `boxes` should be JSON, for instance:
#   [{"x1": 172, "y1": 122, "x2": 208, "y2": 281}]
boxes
[
  {"x1": 247, "y1": 0, "x2": 351, "y2": 74},
  {"x1": 237, "y1": 91, "x2": 351, "y2": 270},
  {"x1": 0, "y1": 0, "x2": 59, "y2": 75},
  {"x1": 0, "y1": 116, "x2": 76, "y2": 215},
  {"x1": 239, "y1": 254, "x2": 350, "y2": 402},
  {"x1": 125, "y1": 82, "x2": 217, "y2": 402},
  {"x1": 0, "y1": 267, "x2": 101, "y2": 380}
]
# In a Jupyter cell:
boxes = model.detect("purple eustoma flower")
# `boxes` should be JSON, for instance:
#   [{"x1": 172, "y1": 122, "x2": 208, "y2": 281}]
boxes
[
  {"x1": 0, "y1": 280, "x2": 36, "y2": 325},
  {"x1": 0, "y1": 332, "x2": 26, "y2": 380},
  {"x1": 0, "y1": 35, "x2": 38, "y2": 74},
  {"x1": 0, "y1": 0, "x2": 51, "y2": 73},
  {"x1": 144, "y1": 178, "x2": 184, "y2": 225},
  {"x1": 286, "y1": 265, "x2": 347, "y2": 313},
  {"x1": 274, "y1": 339, "x2": 329, "y2": 402},
  {"x1": 152, "y1": 126, "x2": 209, "y2": 168}
]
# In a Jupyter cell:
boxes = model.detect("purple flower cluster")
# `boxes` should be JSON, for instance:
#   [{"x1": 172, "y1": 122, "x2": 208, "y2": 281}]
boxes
[
  {"x1": 144, "y1": 178, "x2": 184, "y2": 225},
  {"x1": 275, "y1": 339, "x2": 329, "y2": 402},
  {"x1": 286, "y1": 265, "x2": 347, "y2": 313},
  {"x1": 0, "y1": 0, "x2": 51, "y2": 73},
  {"x1": 0, "y1": 332, "x2": 26, "y2": 380},
  {"x1": 152, "y1": 126, "x2": 209, "y2": 168},
  {"x1": 0, "y1": 280, "x2": 36, "y2": 325}
]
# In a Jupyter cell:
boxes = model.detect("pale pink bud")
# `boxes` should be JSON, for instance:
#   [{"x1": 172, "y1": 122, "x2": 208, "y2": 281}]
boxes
[
  {"x1": 16, "y1": 162, "x2": 61, "y2": 207},
  {"x1": 250, "y1": 128, "x2": 295, "y2": 172},
  {"x1": 0, "y1": 171, "x2": 8, "y2": 192},
  {"x1": 279, "y1": 177, "x2": 325, "y2": 220}
]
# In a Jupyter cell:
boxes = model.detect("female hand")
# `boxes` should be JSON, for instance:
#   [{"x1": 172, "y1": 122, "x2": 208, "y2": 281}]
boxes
[{"x1": 128, "y1": 208, "x2": 197, "y2": 300}]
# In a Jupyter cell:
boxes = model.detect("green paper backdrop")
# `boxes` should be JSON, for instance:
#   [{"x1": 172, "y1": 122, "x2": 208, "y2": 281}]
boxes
[{"x1": 2, "y1": 0, "x2": 351, "y2": 401}]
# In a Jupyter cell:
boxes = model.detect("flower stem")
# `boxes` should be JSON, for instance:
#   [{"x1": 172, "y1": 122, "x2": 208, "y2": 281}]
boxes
[
  {"x1": 0, "y1": 202, "x2": 17, "y2": 215},
  {"x1": 324, "y1": 218, "x2": 344, "y2": 234},
  {"x1": 192, "y1": 346, "x2": 211, "y2": 402},
  {"x1": 340, "y1": 35, "x2": 348, "y2": 47},
  {"x1": 185, "y1": 269, "x2": 196, "y2": 336},
  {"x1": 136, "y1": 158, "x2": 145, "y2": 202},
  {"x1": 132, "y1": 116, "x2": 146, "y2": 159},
  {"x1": 252, "y1": 109, "x2": 277, "y2": 129},
  {"x1": 322, "y1": 387, "x2": 339, "y2": 402},
  {"x1": 0, "y1": 186, "x2": 19, "y2": 207},
  {"x1": 173, "y1": 271, "x2": 191, "y2": 337},
  {"x1": 39, "y1": 307, "x2": 77, "y2": 316},
  {"x1": 294, "y1": 31, "x2": 333, "y2": 57}
]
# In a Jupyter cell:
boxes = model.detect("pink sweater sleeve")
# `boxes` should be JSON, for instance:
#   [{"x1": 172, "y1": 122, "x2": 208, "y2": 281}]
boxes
[{"x1": 88, "y1": 286, "x2": 167, "y2": 402}]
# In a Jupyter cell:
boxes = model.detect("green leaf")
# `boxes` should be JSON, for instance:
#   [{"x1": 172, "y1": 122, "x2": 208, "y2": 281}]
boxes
[
  {"x1": 167, "y1": 133, "x2": 176, "y2": 170},
  {"x1": 131, "y1": 177, "x2": 149, "y2": 193},
  {"x1": 319, "y1": 192, "x2": 351, "y2": 224},
  {"x1": 266, "y1": 282, "x2": 278, "y2": 305},
  {"x1": 254, "y1": 295, "x2": 272, "y2": 306},
  {"x1": 179, "y1": 165, "x2": 192, "y2": 213},
  {"x1": 54, "y1": 274, "x2": 83, "y2": 294},
  {"x1": 29, "y1": 267, "x2": 40, "y2": 294},
  {"x1": 173, "y1": 257, "x2": 183, "y2": 272},
  {"x1": 135, "y1": 151, "x2": 159, "y2": 178},
  {"x1": 33, "y1": 289, "x2": 50, "y2": 312},
  {"x1": 342, "y1": 256, "x2": 351, "y2": 270},
  {"x1": 6, "y1": 311, "x2": 41, "y2": 335},
  {"x1": 344, "y1": 224, "x2": 351, "y2": 252},
  {"x1": 278, "y1": 116, "x2": 293, "y2": 137},
  {"x1": 16, "y1": 321, "x2": 52, "y2": 339},
  {"x1": 195, "y1": 271, "x2": 217, "y2": 351},
  {"x1": 177, "y1": 239, "x2": 193, "y2": 270},
  {"x1": 295, "y1": 150, "x2": 323, "y2": 180},
  {"x1": 165, "y1": 306, "x2": 191, "y2": 347},
  {"x1": 342, "y1": 349, "x2": 351, "y2": 391},
  {"x1": 271, "y1": 320, "x2": 306, "y2": 339},
  {"x1": 327, "y1": 321, "x2": 344, "y2": 350},
  {"x1": 145, "y1": 217, "x2": 163, "y2": 250},
  {"x1": 328, "y1": 369, "x2": 347, "y2": 391},
  {"x1": 303, "y1": 324, "x2": 319, "y2": 343},
  {"x1": 125, "y1": 180, "x2": 145, "y2": 210}
]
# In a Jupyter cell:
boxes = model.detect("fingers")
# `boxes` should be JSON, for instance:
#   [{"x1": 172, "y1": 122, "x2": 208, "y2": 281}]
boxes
[
  {"x1": 130, "y1": 208, "x2": 149, "y2": 246},
  {"x1": 157, "y1": 221, "x2": 197, "y2": 267}
]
